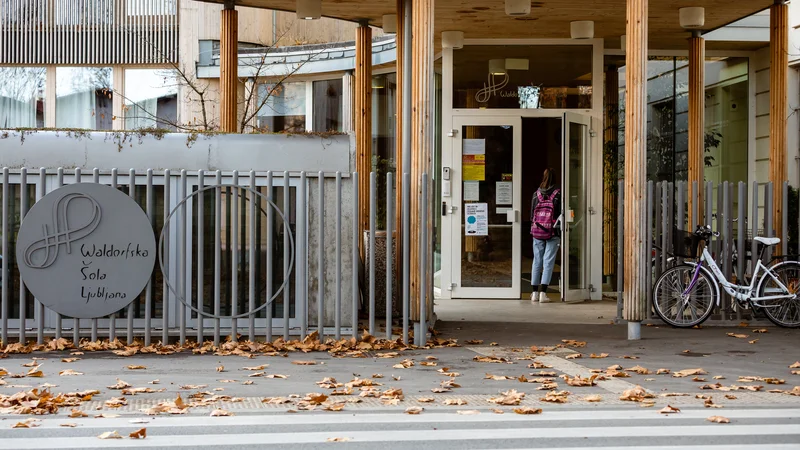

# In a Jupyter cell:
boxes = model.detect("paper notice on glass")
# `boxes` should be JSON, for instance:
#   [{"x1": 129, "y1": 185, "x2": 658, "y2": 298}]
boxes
[
  {"x1": 496, "y1": 181, "x2": 512, "y2": 205},
  {"x1": 463, "y1": 139, "x2": 486, "y2": 155},
  {"x1": 462, "y1": 154, "x2": 486, "y2": 181},
  {"x1": 464, "y1": 203, "x2": 489, "y2": 236},
  {"x1": 463, "y1": 181, "x2": 480, "y2": 201}
]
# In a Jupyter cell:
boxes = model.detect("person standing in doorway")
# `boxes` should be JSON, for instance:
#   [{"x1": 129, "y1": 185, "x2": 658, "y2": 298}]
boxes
[{"x1": 529, "y1": 168, "x2": 561, "y2": 303}]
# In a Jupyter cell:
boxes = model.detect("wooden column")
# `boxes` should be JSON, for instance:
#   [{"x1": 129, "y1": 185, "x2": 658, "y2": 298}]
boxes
[
  {"x1": 355, "y1": 23, "x2": 373, "y2": 256},
  {"x1": 410, "y1": 0, "x2": 434, "y2": 321},
  {"x1": 623, "y1": 0, "x2": 648, "y2": 338},
  {"x1": 603, "y1": 66, "x2": 619, "y2": 282},
  {"x1": 770, "y1": 0, "x2": 788, "y2": 246},
  {"x1": 219, "y1": 3, "x2": 238, "y2": 133},
  {"x1": 688, "y1": 33, "x2": 705, "y2": 228},
  {"x1": 394, "y1": 0, "x2": 406, "y2": 271}
]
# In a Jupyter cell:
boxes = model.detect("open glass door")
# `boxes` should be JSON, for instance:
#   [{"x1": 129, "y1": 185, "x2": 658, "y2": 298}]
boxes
[
  {"x1": 451, "y1": 116, "x2": 522, "y2": 299},
  {"x1": 562, "y1": 113, "x2": 591, "y2": 302}
]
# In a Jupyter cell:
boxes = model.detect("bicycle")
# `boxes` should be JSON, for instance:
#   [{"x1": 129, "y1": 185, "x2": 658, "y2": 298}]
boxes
[{"x1": 652, "y1": 225, "x2": 800, "y2": 328}]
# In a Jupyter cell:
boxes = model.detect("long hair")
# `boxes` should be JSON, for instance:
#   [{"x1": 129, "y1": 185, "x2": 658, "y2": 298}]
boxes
[{"x1": 539, "y1": 168, "x2": 555, "y2": 190}]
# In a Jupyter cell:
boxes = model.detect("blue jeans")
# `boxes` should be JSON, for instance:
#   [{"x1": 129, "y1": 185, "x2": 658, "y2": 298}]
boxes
[{"x1": 531, "y1": 237, "x2": 559, "y2": 286}]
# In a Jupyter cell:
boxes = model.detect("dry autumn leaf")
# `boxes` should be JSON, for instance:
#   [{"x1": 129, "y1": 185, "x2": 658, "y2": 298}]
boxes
[
  {"x1": 126, "y1": 365, "x2": 147, "y2": 370},
  {"x1": 707, "y1": 416, "x2": 730, "y2": 423},
  {"x1": 673, "y1": 368, "x2": 707, "y2": 378},
  {"x1": 60, "y1": 423, "x2": 78, "y2": 428},
  {"x1": 130, "y1": 428, "x2": 147, "y2": 439},
  {"x1": 541, "y1": 391, "x2": 570, "y2": 403},
  {"x1": 725, "y1": 394, "x2": 738, "y2": 400},
  {"x1": 752, "y1": 329, "x2": 768, "y2": 333},
  {"x1": 620, "y1": 355, "x2": 640, "y2": 360},
  {"x1": 790, "y1": 362, "x2": 800, "y2": 369},
  {"x1": 97, "y1": 431, "x2": 123, "y2": 439},
  {"x1": 216, "y1": 366, "x2": 225, "y2": 372},
  {"x1": 491, "y1": 408, "x2": 505, "y2": 414},
  {"x1": 456, "y1": 410, "x2": 480, "y2": 415},
  {"x1": 620, "y1": 385, "x2": 654, "y2": 402},
  {"x1": 727, "y1": 333, "x2": 749, "y2": 339},
  {"x1": 565, "y1": 354, "x2": 582, "y2": 360},
  {"x1": 583, "y1": 395, "x2": 602, "y2": 402},
  {"x1": 326, "y1": 437, "x2": 351, "y2": 442},
  {"x1": 291, "y1": 361, "x2": 317, "y2": 366},
  {"x1": 393, "y1": 359, "x2": 415, "y2": 369},
  {"x1": 464, "y1": 340, "x2": 483, "y2": 345},
  {"x1": 625, "y1": 365, "x2": 651, "y2": 375},
  {"x1": 69, "y1": 409, "x2": 88, "y2": 418},
  {"x1": 405, "y1": 406, "x2": 424, "y2": 414},
  {"x1": 485, "y1": 373, "x2": 515, "y2": 381},
  {"x1": 420, "y1": 361, "x2": 437, "y2": 367},
  {"x1": 59, "y1": 369, "x2": 83, "y2": 376},
  {"x1": 590, "y1": 353, "x2": 609, "y2": 359},
  {"x1": 60, "y1": 358, "x2": 80, "y2": 363},
  {"x1": 513, "y1": 407, "x2": 543, "y2": 415},
  {"x1": 417, "y1": 397, "x2": 435, "y2": 403},
  {"x1": 443, "y1": 398, "x2": 468, "y2": 406},
  {"x1": 659, "y1": 405, "x2": 681, "y2": 414},
  {"x1": 210, "y1": 409, "x2": 233, "y2": 417}
]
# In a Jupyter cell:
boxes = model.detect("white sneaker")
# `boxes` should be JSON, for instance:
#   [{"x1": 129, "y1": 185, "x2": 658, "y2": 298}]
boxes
[
  {"x1": 539, "y1": 292, "x2": 552, "y2": 303},
  {"x1": 530, "y1": 292, "x2": 537, "y2": 302}
]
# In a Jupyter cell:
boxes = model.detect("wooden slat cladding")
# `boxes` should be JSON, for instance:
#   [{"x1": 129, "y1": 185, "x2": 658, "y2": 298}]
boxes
[
  {"x1": 0, "y1": 0, "x2": 178, "y2": 65},
  {"x1": 394, "y1": 0, "x2": 404, "y2": 275},
  {"x1": 602, "y1": 67, "x2": 618, "y2": 279},
  {"x1": 219, "y1": 7, "x2": 238, "y2": 132},
  {"x1": 354, "y1": 23, "x2": 372, "y2": 257},
  {"x1": 623, "y1": 0, "x2": 648, "y2": 323},
  {"x1": 687, "y1": 36, "x2": 705, "y2": 229},
  {"x1": 409, "y1": 0, "x2": 433, "y2": 321},
  {"x1": 770, "y1": 1, "x2": 788, "y2": 247}
]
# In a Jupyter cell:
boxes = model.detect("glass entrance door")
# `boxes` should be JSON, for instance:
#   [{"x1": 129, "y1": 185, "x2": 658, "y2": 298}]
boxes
[
  {"x1": 561, "y1": 113, "x2": 591, "y2": 301},
  {"x1": 451, "y1": 116, "x2": 522, "y2": 299}
]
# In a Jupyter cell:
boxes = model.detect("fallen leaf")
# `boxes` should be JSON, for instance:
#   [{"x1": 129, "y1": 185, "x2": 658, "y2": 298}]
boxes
[
  {"x1": 583, "y1": 395, "x2": 602, "y2": 402},
  {"x1": 541, "y1": 390, "x2": 570, "y2": 403},
  {"x1": 404, "y1": 406, "x2": 423, "y2": 414},
  {"x1": 126, "y1": 365, "x2": 146, "y2": 370},
  {"x1": 12, "y1": 418, "x2": 40, "y2": 428},
  {"x1": 713, "y1": 376, "x2": 726, "y2": 380},
  {"x1": 489, "y1": 342, "x2": 499, "y2": 346},
  {"x1": 625, "y1": 365, "x2": 651, "y2": 375},
  {"x1": 129, "y1": 428, "x2": 147, "y2": 439},
  {"x1": 485, "y1": 373, "x2": 515, "y2": 381},
  {"x1": 417, "y1": 397, "x2": 435, "y2": 403},
  {"x1": 420, "y1": 361, "x2": 437, "y2": 367},
  {"x1": 749, "y1": 340, "x2": 759, "y2": 344},
  {"x1": 326, "y1": 437, "x2": 351, "y2": 442},
  {"x1": 661, "y1": 393, "x2": 691, "y2": 397},
  {"x1": 491, "y1": 408, "x2": 505, "y2": 414},
  {"x1": 148, "y1": 379, "x2": 160, "y2": 384},
  {"x1": 69, "y1": 409, "x2": 88, "y2": 418},
  {"x1": 291, "y1": 361, "x2": 317, "y2": 366},
  {"x1": 693, "y1": 377, "x2": 707, "y2": 382},
  {"x1": 210, "y1": 409, "x2": 233, "y2": 417},
  {"x1": 790, "y1": 362, "x2": 800, "y2": 369},
  {"x1": 489, "y1": 389, "x2": 525, "y2": 405},
  {"x1": 60, "y1": 423, "x2": 78, "y2": 428},
  {"x1": 456, "y1": 410, "x2": 480, "y2": 415},
  {"x1": 21, "y1": 360, "x2": 39, "y2": 367},
  {"x1": 725, "y1": 394, "x2": 738, "y2": 400},
  {"x1": 590, "y1": 353, "x2": 609, "y2": 359},
  {"x1": 242, "y1": 380, "x2": 254, "y2": 385},
  {"x1": 564, "y1": 374, "x2": 598, "y2": 387},
  {"x1": 97, "y1": 431, "x2": 123, "y2": 439},
  {"x1": 792, "y1": 371, "x2": 800, "y2": 375},
  {"x1": 242, "y1": 365, "x2": 268, "y2": 371},
  {"x1": 26, "y1": 369, "x2": 44, "y2": 378},
  {"x1": 180, "y1": 384, "x2": 208, "y2": 390},
  {"x1": 620, "y1": 385, "x2": 655, "y2": 402},
  {"x1": 620, "y1": 355, "x2": 640, "y2": 360},
  {"x1": 443, "y1": 398, "x2": 468, "y2": 406},
  {"x1": 59, "y1": 369, "x2": 83, "y2": 376},
  {"x1": 216, "y1": 366, "x2": 225, "y2": 372},
  {"x1": 108, "y1": 378, "x2": 132, "y2": 390},
  {"x1": 704, "y1": 397, "x2": 723, "y2": 408},
  {"x1": 392, "y1": 359, "x2": 414, "y2": 369},
  {"x1": 707, "y1": 416, "x2": 730, "y2": 423},
  {"x1": 513, "y1": 407, "x2": 542, "y2": 415},
  {"x1": 726, "y1": 333, "x2": 749, "y2": 339},
  {"x1": 61, "y1": 358, "x2": 80, "y2": 363},
  {"x1": 673, "y1": 368, "x2": 707, "y2": 378},
  {"x1": 218, "y1": 379, "x2": 237, "y2": 383},
  {"x1": 565, "y1": 354, "x2": 582, "y2": 360},
  {"x1": 752, "y1": 329, "x2": 768, "y2": 334},
  {"x1": 464, "y1": 340, "x2": 483, "y2": 345},
  {"x1": 323, "y1": 402, "x2": 346, "y2": 411},
  {"x1": 659, "y1": 405, "x2": 681, "y2": 414}
]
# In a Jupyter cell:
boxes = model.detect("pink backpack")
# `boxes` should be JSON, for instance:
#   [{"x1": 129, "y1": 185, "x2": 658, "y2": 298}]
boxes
[{"x1": 531, "y1": 189, "x2": 560, "y2": 240}]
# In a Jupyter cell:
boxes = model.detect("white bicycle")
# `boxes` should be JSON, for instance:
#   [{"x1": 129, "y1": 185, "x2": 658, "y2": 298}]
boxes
[{"x1": 652, "y1": 225, "x2": 800, "y2": 328}]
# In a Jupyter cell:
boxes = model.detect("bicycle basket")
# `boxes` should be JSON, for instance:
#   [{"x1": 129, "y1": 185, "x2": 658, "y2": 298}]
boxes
[{"x1": 670, "y1": 228, "x2": 702, "y2": 258}]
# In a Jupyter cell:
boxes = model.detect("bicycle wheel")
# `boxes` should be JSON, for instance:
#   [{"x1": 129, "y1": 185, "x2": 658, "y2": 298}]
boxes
[
  {"x1": 652, "y1": 264, "x2": 716, "y2": 328},
  {"x1": 757, "y1": 261, "x2": 800, "y2": 328}
]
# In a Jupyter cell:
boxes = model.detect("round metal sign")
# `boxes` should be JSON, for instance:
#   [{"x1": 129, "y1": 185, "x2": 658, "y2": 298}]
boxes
[{"x1": 15, "y1": 183, "x2": 156, "y2": 319}]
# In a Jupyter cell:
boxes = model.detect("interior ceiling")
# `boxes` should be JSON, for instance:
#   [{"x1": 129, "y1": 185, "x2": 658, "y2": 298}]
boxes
[{"x1": 201, "y1": 0, "x2": 772, "y2": 50}]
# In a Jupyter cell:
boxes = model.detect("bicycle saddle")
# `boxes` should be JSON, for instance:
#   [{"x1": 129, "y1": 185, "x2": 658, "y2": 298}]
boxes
[{"x1": 754, "y1": 236, "x2": 781, "y2": 246}]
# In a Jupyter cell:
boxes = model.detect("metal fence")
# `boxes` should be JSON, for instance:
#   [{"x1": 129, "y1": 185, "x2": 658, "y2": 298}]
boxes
[
  {"x1": 0, "y1": 167, "x2": 428, "y2": 346},
  {"x1": 616, "y1": 179, "x2": 798, "y2": 322}
]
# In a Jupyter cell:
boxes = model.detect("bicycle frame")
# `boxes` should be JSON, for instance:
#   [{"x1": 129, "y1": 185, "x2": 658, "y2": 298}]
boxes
[{"x1": 685, "y1": 246, "x2": 793, "y2": 306}]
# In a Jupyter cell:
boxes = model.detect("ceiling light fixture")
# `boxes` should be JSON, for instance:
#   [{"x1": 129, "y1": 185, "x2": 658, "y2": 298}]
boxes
[
  {"x1": 382, "y1": 14, "x2": 397, "y2": 33},
  {"x1": 505, "y1": 0, "x2": 530, "y2": 16},
  {"x1": 489, "y1": 59, "x2": 506, "y2": 76},
  {"x1": 442, "y1": 31, "x2": 464, "y2": 49},
  {"x1": 570, "y1": 21, "x2": 594, "y2": 39},
  {"x1": 679, "y1": 7, "x2": 704, "y2": 29},
  {"x1": 296, "y1": 0, "x2": 321, "y2": 20}
]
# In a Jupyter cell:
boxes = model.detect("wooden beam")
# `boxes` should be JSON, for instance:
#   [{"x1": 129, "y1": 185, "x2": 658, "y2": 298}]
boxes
[
  {"x1": 355, "y1": 23, "x2": 373, "y2": 257},
  {"x1": 770, "y1": 0, "x2": 788, "y2": 247},
  {"x1": 688, "y1": 34, "x2": 705, "y2": 229},
  {"x1": 394, "y1": 0, "x2": 405, "y2": 274},
  {"x1": 410, "y1": 0, "x2": 434, "y2": 322},
  {"x1": 219, "y1": 5, "x2": 238, "y2": 133},
  {"x1": 623, "y1": 0, "x2": 648, "y2": 337},
  {"x1": 603, "y1": 66, "x2": 619, "y2": 281}
]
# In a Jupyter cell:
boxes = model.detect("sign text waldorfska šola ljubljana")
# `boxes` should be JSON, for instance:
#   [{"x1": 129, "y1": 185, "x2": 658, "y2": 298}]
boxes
[{"x1": 15, "y1": 183, "x2": 156, "y2": 319}]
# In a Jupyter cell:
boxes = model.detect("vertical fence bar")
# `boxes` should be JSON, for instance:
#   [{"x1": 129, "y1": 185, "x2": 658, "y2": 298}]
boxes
[
  {"x1": 1, "y1": 168, "x2": 7, "y2": 347},
  {"x1": 335, "y1": 172, "x2": 342, "y2": 340},
  {"x1": 385, "y1": 172, "x2": 393, "y2": 340},
  {"x1": 17, "y1": 168, "x2": 27, "y2": 344},
  {"x1": 73, "y1": 168, "x2": 81, "y2": 344},
  {"x1": 162, "y1": 170, "x2": 171, "y2": 345},
  {"x1": 197, "y1": 170, "x2": 205, "y2": 344},
  {"x1": 127, "y1": 169, "x2": 136, "y2": 344},
  {"x1": 751, "y1": 181, "x2": 759, "y2": 275},
  {"x1": 298, "y1": 171, "x2": 307, "y2": 338},
  {"x1": 283, "y1": 172, "x2": 290, "y2": 341},
  {"x1": 145, "y1": 169, "x2": 154, "y2": 346},
  {"x1": 691, "y1": 180, "x2": 699, "y2": 229},
  {"x1": 667, "y1": 182, "x2": 674, "y2": 264},
  {"x1": 109, "y1": 169, "x2": 118, "y2": 342},
  {"x1": 417, "y1": 173, "x2": 428, "y2": 347},
  {"x1": 214, "y1": 170, "x2": 222, "y2": 345},
  {"x1": 736, "y1": 182, "x2": 746, "y2": 321},
  {"x1": 317, "y1": 171, "x2": 325, "y2": 340},
  {"x1": 402, "y1": 172, "x2": 410, "y2": 343},
  {"x1": 766, "y1": 182, "x2": 774, "y2": 261},
  {"x1": 178, "y1": 170, "x2": 187, "y2": 345},
  {"x1": 722, "y1": 182, "x2": 731, "y2": 314},
  {"x1": 676, "y1": 181, "x2": 685, "y2": 232},
  {"x1": 368, "y1": 172, "x2": 376, "y2": 336},
  {"x1": 705, "y1": 181, "x2": 713, "y2": 230},
  {"x1": 36, "y1": 168, "x2": 45, "y2": 345},
  {"x1": 616, "y1": 181, "x2": 624, "y2": 321},
  {"x1": 265, "y1": 171, "x2": 274, "y2": 342},
  {"x1": 90, "y1": 168, "x2": 99, "y2": 343},
  {"x1": 782, "y1": 181, "x2": 788, "y2": 256},
  {"x1": 231, "y1": 171, "x2": 239, "y2": 342},
  {"x1": 646, "y1": 181, "x2": 654, "y2": 319},
  {"x1": 654, "y1": 181, "x2": 662, "y2": 280},
  {"x1": 55, "y1": 168, "x2": 63, "y2": 340},
  {"x1": 249, "y1": 170, "x2": 256, "y2": 342},
  {"x1": 717, "y1": 183, "x2": 724, "y2": 268},
  {"x1": 660, "y1": 182, "x2": 668, "y2": 272},
  {"x1": 352, "y1": 172, "x2": 359, "y2": 339}
]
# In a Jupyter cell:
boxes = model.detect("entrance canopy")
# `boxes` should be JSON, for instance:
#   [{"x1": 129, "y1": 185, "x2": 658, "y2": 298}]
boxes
[{"x1": 195, "y1": 0, "x2": 772, "y2": 50}]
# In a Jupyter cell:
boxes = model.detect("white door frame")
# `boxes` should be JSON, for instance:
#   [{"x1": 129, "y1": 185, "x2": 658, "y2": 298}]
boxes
[
  {"x1": 562, "y1": 112, "x2": 593, "y2": 302},
  {"x1": 449, "y1": 115, "x2": 522, "y2": 299}
]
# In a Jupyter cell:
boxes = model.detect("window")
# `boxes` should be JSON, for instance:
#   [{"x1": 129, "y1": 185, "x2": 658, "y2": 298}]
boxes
[
  {"x1": 312, "y1": 79, "x2": 343, "y2": 132},
  {"x1": 123, "y1": 69, "x2": 178, "y2": 130},
  {"x1": 0, "y1": 67, "x2": 45, "y2": 128},
  {"x1": 256, "y1": 82, "x2": 306, "y2": 133},
  {"x1": 56, "y1": 67, "x2": 113, "y2": 130}
]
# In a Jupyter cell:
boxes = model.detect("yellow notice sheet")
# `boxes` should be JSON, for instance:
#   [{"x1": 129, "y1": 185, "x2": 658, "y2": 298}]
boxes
[{"x1": 462, "y1": 154, "x2": 485, "y2": 181}]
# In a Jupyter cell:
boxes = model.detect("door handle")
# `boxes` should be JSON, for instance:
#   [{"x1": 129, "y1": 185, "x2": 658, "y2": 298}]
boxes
[
  {"x1": 506, "y1": 209, "x2": 519, "y2": 223},
  {"x1": 448, "y1": 205, "x2": 458, "y2": 214}
]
